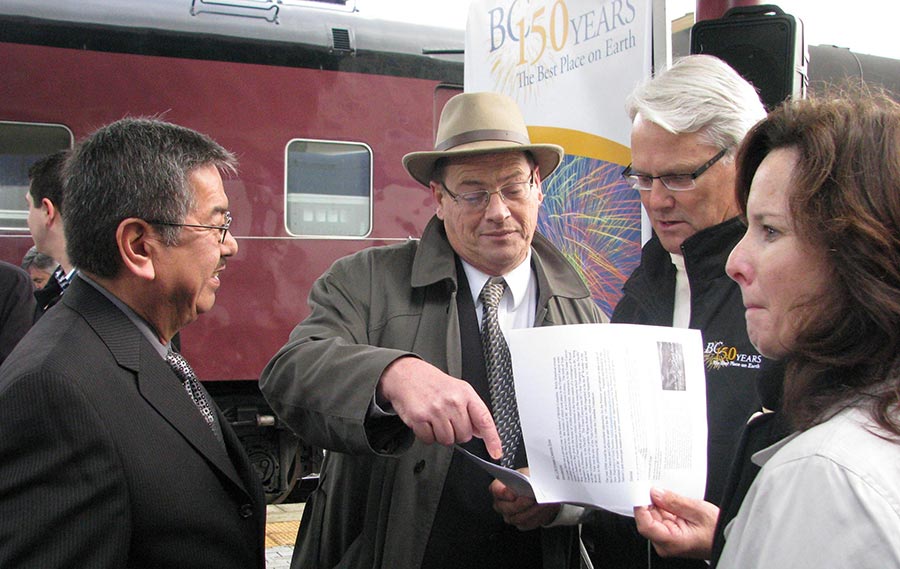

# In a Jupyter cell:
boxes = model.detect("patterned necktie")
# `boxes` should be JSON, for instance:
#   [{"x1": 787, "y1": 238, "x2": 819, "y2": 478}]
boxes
[
  {"x1": 479, "y1": 277, "x2": 520, "y2": 468},
  {"x1": 52, "y1": 265, "x2": 71, "y2": 291},
  {"x1": 166, "y1": 350, "x2": 223, "y2": 444}
]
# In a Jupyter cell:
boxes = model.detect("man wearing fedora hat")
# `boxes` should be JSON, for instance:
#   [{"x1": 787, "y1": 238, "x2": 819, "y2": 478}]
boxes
[{"x1": 261, "y1": 91, "x2": 607, "y2": 569}]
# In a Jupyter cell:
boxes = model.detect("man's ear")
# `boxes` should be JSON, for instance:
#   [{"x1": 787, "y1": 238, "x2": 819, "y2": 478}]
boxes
[
  {"x1": 117, "y1": 218, "x2": 157, "y2": 281},
  {"x1": 40, "y1": 198, "x2": 58, "y2": 226},
  {"x1": 431, "y1": 182, "x2": 446, "y2": 220},
  {"x1": 533, "y1": 167, "x2": 544, "y2": 204}
]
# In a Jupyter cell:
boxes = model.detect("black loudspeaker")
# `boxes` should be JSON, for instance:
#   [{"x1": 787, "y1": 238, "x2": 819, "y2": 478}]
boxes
[{"x1": 690, "y1": 4, "x2": 807, "y2": 110}]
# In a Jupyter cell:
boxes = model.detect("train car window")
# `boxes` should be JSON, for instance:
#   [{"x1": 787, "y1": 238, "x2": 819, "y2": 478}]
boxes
[
  {"x1": 433, "y1": 83, "x2": 463, "y2": 140},
  {"x1": 0, "y1": 122, "x2": 73, "y2": 231},
  {"x1": 285, "y1": 139, "x2": 373, "y2": 238}
]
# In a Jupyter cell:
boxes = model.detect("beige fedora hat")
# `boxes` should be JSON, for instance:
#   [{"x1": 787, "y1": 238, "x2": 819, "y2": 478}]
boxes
[{"x1": 402, "y1": 91, "x2": 565, "y2": 187}]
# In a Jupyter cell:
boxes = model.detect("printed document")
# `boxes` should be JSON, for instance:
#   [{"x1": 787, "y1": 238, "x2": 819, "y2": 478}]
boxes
[{"x1": 458, "y1": 323, "x2": 707, "y2": 517}]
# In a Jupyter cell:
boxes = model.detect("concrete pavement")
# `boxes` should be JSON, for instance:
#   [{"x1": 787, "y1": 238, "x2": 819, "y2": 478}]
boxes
[{"x1": 265, "y1": 503, "x2": 303, "y2": 569}]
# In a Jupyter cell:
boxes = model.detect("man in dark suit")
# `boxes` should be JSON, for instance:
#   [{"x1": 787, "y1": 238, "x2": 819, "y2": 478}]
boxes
[
  {"x1": 0, "y1": 118, "x2": 266, "y2": 568},
  {"x1": 26, "y1": 150, "x2": 75, "y2": 320}
]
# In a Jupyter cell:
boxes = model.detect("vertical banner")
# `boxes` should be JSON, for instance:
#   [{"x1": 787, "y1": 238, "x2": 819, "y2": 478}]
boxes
[{"x1": 466, "y1": 0, "x2": 651, "y2": 316}]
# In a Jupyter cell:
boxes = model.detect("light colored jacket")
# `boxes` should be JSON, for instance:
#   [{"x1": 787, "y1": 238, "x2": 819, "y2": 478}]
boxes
[
  {"x1": 261, "y1": 216, "x2": 607, "y2": 568},
  {"x1": 718, "y1": 405, "x2": 900, "y2": 568}
]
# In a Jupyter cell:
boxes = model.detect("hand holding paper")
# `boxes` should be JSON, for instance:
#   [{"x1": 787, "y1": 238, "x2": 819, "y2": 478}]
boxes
[
  {"x1": 489, "y1": 467, "x2": 561, "y2": 530},
  {"x1": 634, "y1": 488, "x2": 719, "y2": 559}
]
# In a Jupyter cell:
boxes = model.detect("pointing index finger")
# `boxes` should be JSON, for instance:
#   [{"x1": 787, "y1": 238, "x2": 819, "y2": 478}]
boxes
[{"x1": 469, "y1": 398, "x2": 503, "y2": 460}]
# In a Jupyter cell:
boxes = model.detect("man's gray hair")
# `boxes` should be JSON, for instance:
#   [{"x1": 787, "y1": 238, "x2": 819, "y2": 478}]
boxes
[
  {"x1": 64, "y1": 117, "x2": 236, "y2": 278},
  {"x1": 626, "y1": 54, "x2": 767, "y2": 151},
  {"x1": 21, "y1": 246, "x2": 57, "y2": 272}
]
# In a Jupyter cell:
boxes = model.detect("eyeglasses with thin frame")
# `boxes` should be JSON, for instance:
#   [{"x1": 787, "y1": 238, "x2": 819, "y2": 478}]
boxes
[
  {"x1": 621, "y1": 147, "x2": 730, "y2": 191},
  {"x1": 148, "y1": 211, "x2": 233, "y2": 244},
  {"x1": 440, "y1": 170, "x2": 537, "y2": 212}
]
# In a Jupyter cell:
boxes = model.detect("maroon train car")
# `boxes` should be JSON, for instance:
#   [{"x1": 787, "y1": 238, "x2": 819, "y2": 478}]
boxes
[{"x1": 0, "y1": 0, "x2": 465, "y2": 501}]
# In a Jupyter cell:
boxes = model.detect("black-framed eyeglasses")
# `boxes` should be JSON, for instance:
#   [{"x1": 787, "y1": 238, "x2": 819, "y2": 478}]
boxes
[
  {"x1": 440, "y1": 170, "x2": 536, "y2": 212},
  {"x1": 621, "y1": 147, "x2": 730, "y2": 192},
  {"x1": 148, "y1": 211, "x2": 232, "y2": 244}
]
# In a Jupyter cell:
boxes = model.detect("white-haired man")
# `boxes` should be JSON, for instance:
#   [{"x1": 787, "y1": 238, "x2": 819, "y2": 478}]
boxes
[{"x1": 588, "y1": 54, "x2": 769, "y2": 569}]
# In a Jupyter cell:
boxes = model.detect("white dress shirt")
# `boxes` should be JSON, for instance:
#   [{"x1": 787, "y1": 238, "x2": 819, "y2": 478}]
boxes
[
  {"x1": 670, "y1": 253, "x2": 691, "y2": 329},
  {"x1": 461, "y1": 250, "x2": 537, "y2": 333}
]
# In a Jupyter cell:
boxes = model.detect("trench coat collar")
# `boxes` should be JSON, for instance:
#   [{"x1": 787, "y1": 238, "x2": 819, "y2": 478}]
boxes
[{"x1": 409, "y1": 215, "x2": 592, "y2": 303}]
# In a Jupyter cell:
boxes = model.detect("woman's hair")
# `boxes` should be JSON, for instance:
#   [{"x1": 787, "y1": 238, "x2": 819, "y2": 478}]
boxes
[{"x1": 734, "y1": 88, "x2": 900, "y2": 435}]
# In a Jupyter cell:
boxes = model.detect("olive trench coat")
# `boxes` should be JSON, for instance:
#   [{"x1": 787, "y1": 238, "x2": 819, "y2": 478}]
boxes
[{"x1": 261, "y1": 216, "x2": 607, "y2": 569}]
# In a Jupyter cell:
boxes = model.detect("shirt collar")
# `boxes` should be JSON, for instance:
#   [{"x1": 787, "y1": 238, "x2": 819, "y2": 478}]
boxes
[
  {"x1": 462, "y1": 250, "x2": 533, "y2": 310},
  {"x1": 751, "y1": 432, "x2": 798, "y2": 467},
  {"x1": 79, "y1": 273, "x2": 170, "y2": 358},
  {"x1": 61, "y1": 266, "x2": 78, "y2": 284}
]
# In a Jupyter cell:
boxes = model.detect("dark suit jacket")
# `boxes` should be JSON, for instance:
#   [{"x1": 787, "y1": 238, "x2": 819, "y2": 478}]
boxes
[
  {"x1": 0, "y1": 260, "x2": 34, "y2": 365},
  {"x1": 32, "y1": 266, "x2": 64, "y2": 322},
  {"x1": 0, "y1": 276, "x2": 266, "y2": 569}
]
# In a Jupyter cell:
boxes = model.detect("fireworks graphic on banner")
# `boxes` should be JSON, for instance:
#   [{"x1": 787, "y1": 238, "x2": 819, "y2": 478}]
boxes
[{"x1": 537, "y1": 155, "x2": 641, "y2": 316}]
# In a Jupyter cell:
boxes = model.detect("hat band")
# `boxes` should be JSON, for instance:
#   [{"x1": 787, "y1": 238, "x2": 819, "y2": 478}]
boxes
[{"x1": 435, "y1": 129, "x2": 530, "y2": 152}]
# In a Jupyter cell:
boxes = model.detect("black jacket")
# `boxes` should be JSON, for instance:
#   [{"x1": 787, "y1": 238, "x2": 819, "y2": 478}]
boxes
[
  {"x1": 32, "y1": 266, "x2": 67, "y2": 322},
  {"x1": 585, "y1": 218, "x2": 762, "y2": 569},
  {"x1": 709, "y1": 359, "x2": 789, "y2": 567},
  {"x1": 0, "y1": 260, "x2": 35, "y2": 365}
]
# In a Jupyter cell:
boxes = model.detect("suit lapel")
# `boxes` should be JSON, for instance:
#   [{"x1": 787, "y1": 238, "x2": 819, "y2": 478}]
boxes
[
  {"x1": 63, "y1": 278, "x2": 250, "y2": 496},
  {"x1": 138, "y1": 349, "x2": 248, "y2": 492}
]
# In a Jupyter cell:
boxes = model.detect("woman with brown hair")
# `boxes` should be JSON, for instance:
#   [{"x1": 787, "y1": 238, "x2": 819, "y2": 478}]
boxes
[{"x1": 635, "y1": 90, "x2": 900, "y2": 567}]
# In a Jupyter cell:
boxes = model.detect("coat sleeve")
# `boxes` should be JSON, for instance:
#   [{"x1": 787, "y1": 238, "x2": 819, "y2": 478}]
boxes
[
  {"x1": 260, "y1": 253, "x2": 415, "y2": 456},
  {"x1": 0, "y1": 371, "x2": 130, "y2": 568}
]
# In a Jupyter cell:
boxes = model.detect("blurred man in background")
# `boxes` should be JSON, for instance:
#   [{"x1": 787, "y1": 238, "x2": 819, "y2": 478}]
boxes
[
  {"x1": 20, "y1": 246, "x2": 56, "y2": 289},
  {"x1": 26, "y1": 150, "x2": 75, "y2": 318}
]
